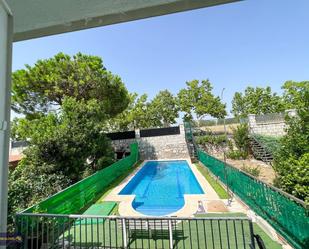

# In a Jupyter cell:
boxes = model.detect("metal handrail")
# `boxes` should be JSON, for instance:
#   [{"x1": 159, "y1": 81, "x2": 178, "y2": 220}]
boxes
[
  {"x1": 16, "y1": 213, "x2": 258, "y2": 249},
  {"x1": 17, "y1": 212, "x2": 250, "y2": 220}
]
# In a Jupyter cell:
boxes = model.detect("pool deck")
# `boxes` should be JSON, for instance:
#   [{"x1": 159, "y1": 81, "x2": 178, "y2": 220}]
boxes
[{"x1": 104, "y1": 159, "x2": 240, "y2": 217}]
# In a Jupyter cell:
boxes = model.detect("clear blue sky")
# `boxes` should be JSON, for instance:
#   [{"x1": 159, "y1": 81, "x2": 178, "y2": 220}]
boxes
[{"x1": 12, "y1": 0, "x2": 309, "y2": 117}]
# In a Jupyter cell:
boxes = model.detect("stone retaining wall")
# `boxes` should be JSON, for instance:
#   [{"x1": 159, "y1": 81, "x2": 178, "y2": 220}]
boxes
[
  {"x1": 248, "y1": 109, "x2": 296, "y2": 137},
  {"x1": 111, "y1": 124, "x2": 190, "y2": 160}
]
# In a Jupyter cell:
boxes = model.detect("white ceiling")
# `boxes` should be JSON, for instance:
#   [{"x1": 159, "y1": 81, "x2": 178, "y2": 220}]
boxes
[{"x1": 8, "y1": 0, "x2": 239, "y2": 41}]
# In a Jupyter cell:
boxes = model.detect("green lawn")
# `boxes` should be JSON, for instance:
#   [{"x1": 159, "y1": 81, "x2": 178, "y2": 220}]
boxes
[
  {"x1": 195, "y1": 213, "x2": 282, "y2": 249},
  {"x1": 195, "y1": 163, "x2": 230, "y2": 199}
]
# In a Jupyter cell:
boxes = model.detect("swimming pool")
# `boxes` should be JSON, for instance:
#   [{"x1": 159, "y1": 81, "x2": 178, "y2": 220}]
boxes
[{"x1": 119, "y1": 160, "x2": 204, "y2": 216}]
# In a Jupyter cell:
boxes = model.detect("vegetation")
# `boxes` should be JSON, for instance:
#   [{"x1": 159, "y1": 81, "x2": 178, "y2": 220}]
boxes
[
  {"x1": 253, "y1": 134, "x2": 281, "y2": 155},
  {"x1": 226, "y1": 150, "x2": 248, "y2": 160},
  {"x1": 231, "y1": 81, "x2": 309, "y2": 118},
  {"x1": 110, "y1": 80, "x2": 226, "y2": 131},
  {"x1": 196, "y1": 163, "x2": 229, "y2": 199},
  {"x1": 108, "y1": 93, "x2": 150, "y2": 130},
  {"x1": 12, "y1": 52, "x2": 129, "y2": 120},
  {"x1": 226, "y1": 123, "x2": 250, "y2": 159},
  {"x1": 195, "y1": 134, "x2": 227, "y2": 146},
  {"x1": 8, "y1": 53, "x2": 129, "y2": 230},
  {"x1": 178, "y1": 79, "x2": 226, "y2": 122},
  {"x1": 231, "y1": 86, "x2": 285, "y2": 118},
  {"x1": 241, "y1": 165, "x2": 261, "y2": 177},
  {"x1": 148, "y1": 90, "x2": 179, "y2": 127},
  {"x1": 273, "y1": 93, "x2": 309, "y2": 203},
  {"x1": 109, "y1": 90, "x2": 179, "y2": 130},
  {"x1": 282, "y1": 81, "x2": 309, "y2": 109}
]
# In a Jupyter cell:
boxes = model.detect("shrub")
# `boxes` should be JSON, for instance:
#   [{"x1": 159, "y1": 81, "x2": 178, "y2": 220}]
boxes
[
  {"x1": 232, "y1": 123, "x2": 249, "y2": 151},
  {"x1": 195, "y1": 134, "x2": 227, "y2": 146},
  {"x1": 230, "y1": 123, "x2": 249, "y2": 159},
  {"x1": 241, "y1": 165, "x2": 261, "y2": 177},
  {"x1": 227, "y1": 150, "x2": 248, "y2": 160}
]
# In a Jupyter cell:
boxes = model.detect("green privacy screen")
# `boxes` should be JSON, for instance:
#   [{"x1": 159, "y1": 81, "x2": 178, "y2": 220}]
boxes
[
  {"x1": 22, "y1": 142, "x2": 139, "y2": 215},
  {"x1": 198, "y1": 149, "x2": 309, "y2": 249}
]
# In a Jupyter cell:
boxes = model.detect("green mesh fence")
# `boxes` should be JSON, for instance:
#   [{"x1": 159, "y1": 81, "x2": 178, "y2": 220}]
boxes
[
  {"x1": 198, "y1": 149, "x2": 309, "y2": 249},
  {"x1": 21, "y1": 142, "x2": 139, "y2": 215}
]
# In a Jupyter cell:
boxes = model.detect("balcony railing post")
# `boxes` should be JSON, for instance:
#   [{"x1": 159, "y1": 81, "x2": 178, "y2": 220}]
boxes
[
  {"x1": 249, "y1": 219, "x2": 256, "y2": 249},
  {"x1": 122, "y1": 218, "x2": 128, "y2": 248},
  {"x1": 168, "y1": 219, "x2": 173, "y2": 249}
]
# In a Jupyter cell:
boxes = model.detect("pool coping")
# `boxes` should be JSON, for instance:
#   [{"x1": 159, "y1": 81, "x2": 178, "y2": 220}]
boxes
[{"x1": 104, "y1": 159, "x2": 221, "y2": 217}]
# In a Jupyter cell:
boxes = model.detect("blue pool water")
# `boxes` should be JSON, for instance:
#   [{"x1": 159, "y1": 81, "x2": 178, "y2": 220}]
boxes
[{"x1": 119, "y1": 160, "x2": 204, "y2": 216}]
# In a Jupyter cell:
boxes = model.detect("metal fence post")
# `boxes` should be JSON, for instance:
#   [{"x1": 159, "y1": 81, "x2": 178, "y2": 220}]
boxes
[{"x1": 122, "y1": 218, "x2": 127, "y2": 248}]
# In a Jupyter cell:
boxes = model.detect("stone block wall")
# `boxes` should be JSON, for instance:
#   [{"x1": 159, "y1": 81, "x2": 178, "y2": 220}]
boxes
[
  {"x1": 111, "y1": 125, "x2": 190, "y2": 160},
  {"x1": 248, "y1": 109, "x2": 296, "y2": 137}
]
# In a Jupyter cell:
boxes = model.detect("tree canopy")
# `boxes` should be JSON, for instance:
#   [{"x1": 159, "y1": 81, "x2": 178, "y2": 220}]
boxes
[
  {"x1": 231, "y1": 86, "x2": 285, "y2": 118},
  {"x1": 273, "y1": 82, "x2": 309, "y2": 203},
  {"x1": 282, "y1": 81, "x2": 309, "y2": 109},
  {"x1": 12, "y1": 52, "x2": 129, "y2": 119},
  {"x1": 8, "y1": 53, "x2": 129, "y2": 230},
  {"x1": 178, "y1": 80, "x2": 226, "y2": 121},
  {"x1": 148, "y1": 90, "x2": 179, "y2": 127},
  {"x1": 108, "y1": 90, "x2": 179, "y2": 130}
]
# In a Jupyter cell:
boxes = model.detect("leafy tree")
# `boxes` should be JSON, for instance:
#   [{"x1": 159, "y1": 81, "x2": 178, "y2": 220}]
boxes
[
  {"x1": 12, "y1": 52, "x2": 129, "y2": 119},
  {"x1": 148, "y1": 90, "x2": 179, "y2": 127},
  {"x1": 128, "y1": 94, "x2": 152, "y2": 129},
  {"x1": 282, "y1": 80, "x2": 309, "y2": 109},
  {"x1": 231, "y1": 86, "x2": 285, "y2": 118},
  {"x1": 106, "y1": 93, "x2": 150, "y2": 131},
  {"x1": 9, "y1": 53, "x2": 129, "y2": 230},
  {"x1": 12, "y1": 98, "x2": 115, "y2": 181},
  {"x1": 106, "y1": 93, "x2": 139, "y2": 131},
  {"x1": 178, "y1": 80, "x2": 226, "y2": 122},
  {"x1": 273, "y1": 86, "x2": 309, "y2": 203}
]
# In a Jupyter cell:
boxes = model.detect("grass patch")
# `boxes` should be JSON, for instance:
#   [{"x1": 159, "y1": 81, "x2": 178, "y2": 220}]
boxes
[
  {"x1": 96, "y1": 160, "x2": 143, "y2": 203},
  {"x1": 194, "y1": 213, "x2": 282, "y2": 249},
  {"x1": 195, "y1": 212, "x2": 246, "y2": 218},
  {"x1": 252, "y1": 223, "x2": 282, "y2": 249},
  {"x1": 195, "y1": 163, "x2": 230, "y2": 199}
]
